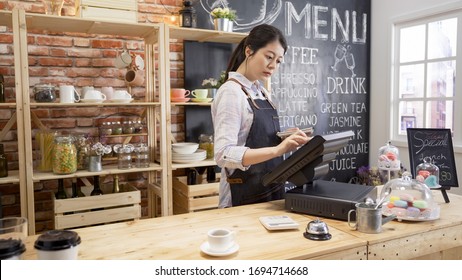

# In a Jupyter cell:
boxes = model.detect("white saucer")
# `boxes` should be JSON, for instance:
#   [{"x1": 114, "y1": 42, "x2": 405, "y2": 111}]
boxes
[
  {"x1": 108, "y1": 98, "x2": 134, "y2": 103},
  {"x1": 200, "y1": 242, "x2": 239, "y2": 257},
  {"x1": 191, "y1": 98, "x2": 213, "y2": 103},
  {"x1": 80, "y1": 98, "x2": 104, "y2": 103}
]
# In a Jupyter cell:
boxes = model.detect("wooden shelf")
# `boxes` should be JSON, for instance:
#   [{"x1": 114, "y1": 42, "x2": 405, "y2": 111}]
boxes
[
  {"x1": 29, "y1": 101, "x2": 160, "y2": 108},
  {"x1": 0, "y1": 170, "x2": 20, "y2": 184},
  {"x1": 24, "y1": 13, "x2": 161, "y2": 42},
  {"x1": 0, "y1": 103, "x2": 17, "y2": 109},
  {"x1": 172, "y1": 159, "x2": 216, "y2": 170},
  {"x1": 171, "y1": 102, "x2": 212, "y2": 106},
  {"x1": 32, "y1": 163, "x2": 162, "y2": 181},
  {"x1": 169, "y1": 26, "x2": 246, "y2": 44},
  {"x1": 0, "y1": 10, "x2": 13, "y2": 27},
  {"x1": 102, "y1": 133, "x2": 147, "y2": 138}
]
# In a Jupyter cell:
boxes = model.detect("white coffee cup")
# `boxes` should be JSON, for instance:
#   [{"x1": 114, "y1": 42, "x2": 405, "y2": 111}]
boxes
[
  {"x1": 101, "y1": 87, "x2": 114, "y2": 100},
  {"x1": 83, "y1": 90, "x2": 106, "y2": 101},
  {"x1": 112, "y1": 90, "x2": 132, "y2": 100},
  {"x1": 59, "y1": 85, "x2": 81, "y2": 103},
  {"x1": 35, "y1": 230, "x2": 81, "y2": 260},
  {"x1": 207, "y1": 228, "x2": 235, "y2": 252},
  {"x1": 191, "y1": 89, "x2": 209, "y2": 99},
  {"x1": 115, "y1": 50, "x2": 132, "y2": 69},
  {"x1": 81, "y1": 86, "x2": 94, "y2": 96}
]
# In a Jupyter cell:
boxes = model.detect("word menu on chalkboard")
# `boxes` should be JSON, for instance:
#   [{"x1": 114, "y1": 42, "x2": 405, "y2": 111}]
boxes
[
  {"x1": 407, "y1": 128, "x2": 459, "y2": 190},
  {"x1": 187, "y1": 0, "x2": 371, "y2": 182}
]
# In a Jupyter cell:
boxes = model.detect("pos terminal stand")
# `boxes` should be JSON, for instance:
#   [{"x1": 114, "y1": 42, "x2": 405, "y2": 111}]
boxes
[{"x1": 262, "y1": 131, "x2": 376, "y2": 221}]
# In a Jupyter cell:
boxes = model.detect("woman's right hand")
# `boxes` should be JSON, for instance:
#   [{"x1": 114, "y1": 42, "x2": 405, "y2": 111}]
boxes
[{"x1": 276, "y1": 128, "x2": 311, "y2": 156}]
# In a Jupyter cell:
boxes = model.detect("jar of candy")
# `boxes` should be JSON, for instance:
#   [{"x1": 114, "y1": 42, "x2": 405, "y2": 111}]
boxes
[
  {"x1": 52, "y1": 135, "x2": 77, "y2": 174},
  {"x1": 199, "y1": 134, "x2": 214, "y2": 159},
  {"x1": 73, "y1": 133, "x2": 90, "y2": 170},
  {"x1": 122, "y1": 121, "x2": 135, "y2": 134},
  {"x1": 112, "y1": 121, "x2": 122, "y2": 135},
  {"x1": 99, "y1": 122, "x2": 112, "y2": 136},
  {"x1": 377, "y1": 141, "x2": 401, "y2": 183},
  {"x1": 134, "y1": 120, "x2": 143, "y2": 133},
  {"x1": 416, "y1": 157, "x2": 440, "y2": 189}
]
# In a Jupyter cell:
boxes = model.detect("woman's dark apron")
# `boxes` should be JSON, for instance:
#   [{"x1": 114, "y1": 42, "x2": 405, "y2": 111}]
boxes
[{"x1": 226, "y1": 79, "x2": 284, "y2": 206}]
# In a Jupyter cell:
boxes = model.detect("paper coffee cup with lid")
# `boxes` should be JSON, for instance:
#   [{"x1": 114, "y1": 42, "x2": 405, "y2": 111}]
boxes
[
  {"x1": 34, "y1": 230, "x2": 81, "y2": 260},
  {"x1": 0, "y1": 239, "x2": 26, "y2": 260}
]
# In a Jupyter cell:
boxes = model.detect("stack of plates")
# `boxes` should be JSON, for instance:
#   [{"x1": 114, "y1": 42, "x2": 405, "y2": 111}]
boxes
[{"x1": 172, "y1": 149, "x2": 207, "y2": 163}]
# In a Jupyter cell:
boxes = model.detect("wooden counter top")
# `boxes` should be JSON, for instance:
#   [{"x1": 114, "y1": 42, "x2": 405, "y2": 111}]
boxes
[
  {"x1": 21, "y1": 190, "x2": 462, "y2": 260},
  {"x1": 302, "y1": 190, "x2": 462, "y2": 259},
  {"x1": 22, "y1": 201, "x2": 367, "y2": 260}
]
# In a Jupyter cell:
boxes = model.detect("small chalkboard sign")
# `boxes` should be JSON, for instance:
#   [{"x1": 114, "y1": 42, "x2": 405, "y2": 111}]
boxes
[{"x1": 407, "y1": 128, "x2": 458, "y2": 202}]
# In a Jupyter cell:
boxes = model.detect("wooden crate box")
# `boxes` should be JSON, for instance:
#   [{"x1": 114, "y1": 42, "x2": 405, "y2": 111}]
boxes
[
  {"x1": 75, "y1": 0, "x2": 138, "y2": 23},
  {"x1": 54, "y1": 183, "x2": 141, "y2": 230},
  {"x1": 172, "y1": 175, "x2": 220, "y2": 214}
]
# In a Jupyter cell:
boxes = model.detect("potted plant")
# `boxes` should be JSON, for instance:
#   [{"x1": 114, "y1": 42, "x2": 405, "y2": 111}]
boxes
[
  {"x1": 211, "y1": 7, "x2": 237, "y2": 32},
  {"x1": 202, "y1": 71, "x2": 226, "y2": 99}
]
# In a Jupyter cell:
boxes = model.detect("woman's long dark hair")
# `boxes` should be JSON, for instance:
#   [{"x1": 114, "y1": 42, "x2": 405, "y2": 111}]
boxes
[{"x1": 225, "y1": 24, "x2": 288, "y2": 80}]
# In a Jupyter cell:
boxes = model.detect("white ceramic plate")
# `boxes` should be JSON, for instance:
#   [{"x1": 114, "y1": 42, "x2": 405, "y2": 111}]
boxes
[
  {"x1": 135, "y1": 55, "x2": 145, "y2": 70},
  {"x1": 80, "y1": 99, "x2": 104, "y2": 103},
  {"x1": 172, "y1": 156, "x2": 206, "y2": 164},
  {"x1": 200, "y1": 242, "x2": 239, "y2": 257},
  {"x1": 171, "y1": 98, "x2": 191, "y2": 103},
  {"x1": 191, "y1": 98, "x2": 213, "y2": 103},
  {"x1": 108, "y1": 98, "x2": 134, "y2": 103}
]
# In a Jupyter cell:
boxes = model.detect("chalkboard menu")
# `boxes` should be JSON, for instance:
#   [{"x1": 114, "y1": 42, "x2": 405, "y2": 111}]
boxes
[
  {"x1": 186, "y1": 0, "x2": 371, "y2": 182},
  {"x1": 407, "y1": 128, "x2": 459, "y2": 189}
]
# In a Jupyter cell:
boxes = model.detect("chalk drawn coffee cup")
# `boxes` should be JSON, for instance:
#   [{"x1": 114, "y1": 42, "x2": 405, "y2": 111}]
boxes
[
  {"x1": 171, "y1": 88, "x2": 190, "y2": 99},
  {"x1": 115, "y1": 50, "x2": 132, "y2": 69},
  {"x1": 59, "y1": 85, "x2": 80, "y2": 103},
  {"x1": 191, "y1": 89, "x2": 208, "y2": 99},
  {"x1": 207, "y1": 228, "x2": 235, "y2": 252}
]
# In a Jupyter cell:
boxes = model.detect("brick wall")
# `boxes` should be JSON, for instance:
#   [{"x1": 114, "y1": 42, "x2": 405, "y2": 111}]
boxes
[{"x1": 0, "y1": 0, "x2": 186, "y2": 232}]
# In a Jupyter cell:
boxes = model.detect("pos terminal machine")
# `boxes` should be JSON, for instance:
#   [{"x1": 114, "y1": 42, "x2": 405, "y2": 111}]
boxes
[{"x1": 262, "y1": 131, "x2": 376, "y2": 221}]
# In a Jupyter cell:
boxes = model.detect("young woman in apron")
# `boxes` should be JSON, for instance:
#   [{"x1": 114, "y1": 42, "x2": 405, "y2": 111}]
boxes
[{"x1": 211, "y1": 24, "x2": 310, "y2": 208}]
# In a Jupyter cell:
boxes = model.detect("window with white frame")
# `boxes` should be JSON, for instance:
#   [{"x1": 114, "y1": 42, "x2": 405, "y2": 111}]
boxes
[{"x1": 392, "y1": 9, "x2": 461, "y2": 144}]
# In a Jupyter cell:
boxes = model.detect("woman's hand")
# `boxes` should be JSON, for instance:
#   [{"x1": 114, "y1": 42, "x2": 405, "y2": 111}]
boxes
[{"x1": 275, "y1": 128, "x2": 311, "y2": 156}]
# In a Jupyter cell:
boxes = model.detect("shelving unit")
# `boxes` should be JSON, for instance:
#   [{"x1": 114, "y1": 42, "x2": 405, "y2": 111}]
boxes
[
  {"x1": 165, "y1": 26, "x2": 247, "y2": 214},
  {"x1": 0, "y1": 10, "x2": 30, "y2": 222},
  {"x1": 4, "y1": 8, "x2": 250, "y2": 234},
  {"x1": 13, "y1": 9, "x2": 168, "y2": 234}
]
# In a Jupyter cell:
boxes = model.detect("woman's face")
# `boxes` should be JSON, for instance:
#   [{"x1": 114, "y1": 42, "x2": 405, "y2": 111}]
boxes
[{"x1": 244, "y1": 40, "x2": 284, "y2": 82}]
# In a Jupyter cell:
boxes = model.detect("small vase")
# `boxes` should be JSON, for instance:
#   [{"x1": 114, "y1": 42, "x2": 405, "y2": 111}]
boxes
[
  {"x1": 214, "y1": 18, "x2": 229, "y2": 31},
  {"x1": 207, "y1": 88, "x2": 217, "y2": 99},
  {"x1": 227, "y1": 20, "x2": 234, "y2": 32},
  {"x1": 88, "y1": 155, "x2": 102, "y2": 172}
]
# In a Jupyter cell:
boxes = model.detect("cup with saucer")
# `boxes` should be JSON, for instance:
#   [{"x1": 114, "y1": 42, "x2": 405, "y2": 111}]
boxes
[{"x1": 200, "y1": 228, "x2": 239, "y2": 257}]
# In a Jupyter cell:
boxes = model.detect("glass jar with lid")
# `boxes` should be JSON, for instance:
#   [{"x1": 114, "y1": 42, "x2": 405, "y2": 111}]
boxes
[
  {"x1": 52, "y1": 135, "x2": 77, "y2": 174},
  {"x1": 33, "y1": 84, "x2": 56, "y2": 103},
  {"x1": 380, "y1": 172, "x2": 440, "y2": 221},
  {"x1": 99, "y1": 122, "x2": 112, "y2": 136},
  {"x1": 73, "y1": 133, "x2": 90, "y2": 170},
  {"x1": 416, "y1": 157, "x2": 440, "y2": 189},
  {"x1": 134, "y1": 143, "x2": 149, "y2": 168},
  {"x1": 122, "y1": 121, "x2": 135, "y2": 134},
  {"x1": 112, "y1": 121, "x2": 122, "y2": 135},
  {"x1": 199, "y1": 134, "x2": 214, "y2": 159},
  {"x1": 377, "y1": 141, "x2": 401, "y2": 183}
]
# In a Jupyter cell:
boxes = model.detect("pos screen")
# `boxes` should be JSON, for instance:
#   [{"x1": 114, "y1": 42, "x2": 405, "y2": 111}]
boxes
[{"x1": 262, "y1": 131, "x2": 354, "y2": 187}]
